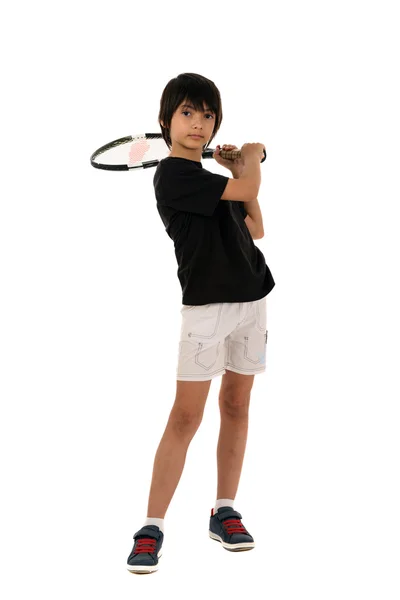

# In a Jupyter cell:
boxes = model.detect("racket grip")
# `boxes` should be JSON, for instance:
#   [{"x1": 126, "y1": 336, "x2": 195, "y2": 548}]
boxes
[{"x1": 220, "y1": 148, "x2": 267, "y2": 163}]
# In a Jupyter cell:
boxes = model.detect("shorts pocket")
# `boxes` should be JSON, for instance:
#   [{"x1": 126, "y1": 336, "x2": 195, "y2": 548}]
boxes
[
  {"x1": 243, "y1": 331, "x2": 267, "y2": 365},
  {"x1": 195, "y1": 341, "x2": 222, "y2": 370},
  {"x1": 185, "y1": 303, "x2": 223, "y2": 340},
  {"x1": 255, "y1": 297, "x2": 267, "y2": 332}
]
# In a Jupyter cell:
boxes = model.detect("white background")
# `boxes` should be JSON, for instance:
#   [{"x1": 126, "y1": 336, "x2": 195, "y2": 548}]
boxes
[{"x1": 1, "y1": 0, "x2": 399, "y2": 597}]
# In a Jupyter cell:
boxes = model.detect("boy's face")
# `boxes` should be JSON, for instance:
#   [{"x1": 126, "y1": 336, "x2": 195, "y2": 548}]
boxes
[{"x1": 162, "y1": 99, "x2": 216, "y2": 161}]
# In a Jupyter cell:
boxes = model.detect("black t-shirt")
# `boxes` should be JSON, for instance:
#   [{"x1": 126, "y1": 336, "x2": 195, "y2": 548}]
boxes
[{"x1": 153, "y1": 156, "x2": 275, "y2": 305}]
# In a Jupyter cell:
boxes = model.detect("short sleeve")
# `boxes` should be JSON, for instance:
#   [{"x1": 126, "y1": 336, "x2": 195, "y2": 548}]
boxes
[{"x1": 154, "y1": 159, "x2": 229, "y2": 217}]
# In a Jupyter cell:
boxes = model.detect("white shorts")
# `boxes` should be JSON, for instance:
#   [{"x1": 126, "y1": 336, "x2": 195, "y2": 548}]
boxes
[{"x1": 176, "y1": 297, "x2": 268, "y2": 381}]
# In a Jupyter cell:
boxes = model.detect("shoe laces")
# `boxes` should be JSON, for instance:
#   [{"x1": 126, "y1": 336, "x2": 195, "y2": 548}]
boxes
[
  {"x1": 134, "y1": 537, "x2": 157, "y2": 554},
  {"x1": 222, "y1": 518, "x2": 248, "y2": 535}
]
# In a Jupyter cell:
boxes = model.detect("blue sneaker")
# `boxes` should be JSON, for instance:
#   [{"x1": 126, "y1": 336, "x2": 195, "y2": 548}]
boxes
[
  {"x1": 126, "y1": 525, "x2": 163, "y2": 574},
  {"x1": 209, "y1": 506, "x2": 255, "y2": 551}
]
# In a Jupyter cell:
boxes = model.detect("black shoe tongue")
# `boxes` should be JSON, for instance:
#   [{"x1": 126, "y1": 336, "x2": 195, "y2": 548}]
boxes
[
  {"x1": 217, "y1": 506, "x2": 235, "y2": 513},
  {"x1": 135, "y1": 525, "x2": 161, "y2": 539}
]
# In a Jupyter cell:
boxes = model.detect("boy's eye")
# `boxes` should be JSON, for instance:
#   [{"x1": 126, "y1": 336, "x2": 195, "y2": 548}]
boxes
[{"x1": 182, "y1": 110, "x2": 214, "y2": 119}]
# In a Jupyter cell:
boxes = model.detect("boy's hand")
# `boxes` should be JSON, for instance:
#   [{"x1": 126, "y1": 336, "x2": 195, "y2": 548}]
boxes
[
  {"x1": 241, "y1": 142, "x2": 265, "y2": 162},
  {"x1": 213, "y1": 144, "x2": 244, "y2": 178}
]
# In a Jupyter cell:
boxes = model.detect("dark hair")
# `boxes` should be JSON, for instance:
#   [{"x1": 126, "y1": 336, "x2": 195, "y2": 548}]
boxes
[{"x1": 158, "y1": 72, "x2": 223, "y2": 151}]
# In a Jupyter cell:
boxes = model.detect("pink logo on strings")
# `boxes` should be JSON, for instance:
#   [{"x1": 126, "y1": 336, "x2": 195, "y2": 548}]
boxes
[{"x1": 128, "y1": 139, "x2": 150, "y2": 166}]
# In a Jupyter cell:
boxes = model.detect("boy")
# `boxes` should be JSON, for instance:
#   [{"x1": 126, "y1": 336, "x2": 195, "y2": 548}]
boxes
[{"x1": 127, "y1": 73, "x2": 275, "y2": 574}]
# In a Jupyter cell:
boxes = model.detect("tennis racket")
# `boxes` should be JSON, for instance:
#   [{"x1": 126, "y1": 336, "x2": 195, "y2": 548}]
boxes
[{"x1": 90, "y1": 133, "x2": 266, "y2": 171}]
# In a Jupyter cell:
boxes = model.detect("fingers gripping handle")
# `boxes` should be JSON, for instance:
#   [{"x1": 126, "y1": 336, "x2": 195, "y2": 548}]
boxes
[{"x1": 219, "y1": 148, "x2": 267, "y2": 163}]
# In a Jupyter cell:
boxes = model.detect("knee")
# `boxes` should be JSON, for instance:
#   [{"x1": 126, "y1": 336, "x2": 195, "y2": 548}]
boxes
[
  {"x1": 169, "y1": 406, "x2": 203, "y2": 437},
  {"x1": 219, "y1": 393, "x2": 250, "y2": 418}
]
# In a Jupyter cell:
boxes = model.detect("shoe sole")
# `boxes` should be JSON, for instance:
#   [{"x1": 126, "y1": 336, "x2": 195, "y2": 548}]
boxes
[
  {"x1": 209, "y1": 531, "x2": 255, "y2": 551},
  {"x1": 126, "y1": 551, "x2": 162, "y2": 573}
]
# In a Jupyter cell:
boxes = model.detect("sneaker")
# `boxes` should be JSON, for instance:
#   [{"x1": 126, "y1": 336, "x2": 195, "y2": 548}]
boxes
[
  {"x1": 126, "y1": 525, "x2": 164, "y2": 573},
  {"x1": 209, "y1": 506, "x2": 255, "y2": 551}
]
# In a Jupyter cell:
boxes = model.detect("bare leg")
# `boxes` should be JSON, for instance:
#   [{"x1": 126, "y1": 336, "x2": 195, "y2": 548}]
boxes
[
  {"x1": 216, "y1": 411, "x2": 249, "y2": 500},
  {"x1": 146, "y1": 379, "x2": 212, "y2": 518},
  {"x1": 216, "y1": 371, "x2": 255, "y2": 501},
  {"x1": 146, "y1": 424, "x2": 193, "y2": 518}
]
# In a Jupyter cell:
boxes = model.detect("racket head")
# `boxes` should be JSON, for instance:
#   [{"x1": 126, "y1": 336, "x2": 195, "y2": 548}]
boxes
[{"x1": 90, "y1": 133, "x2": 266, "y2": 171}]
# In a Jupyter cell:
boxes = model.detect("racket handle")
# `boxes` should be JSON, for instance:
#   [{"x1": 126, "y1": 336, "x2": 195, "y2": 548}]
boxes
[{"x1": 219, "y1": 148, "x2": 267, "y2": 163}]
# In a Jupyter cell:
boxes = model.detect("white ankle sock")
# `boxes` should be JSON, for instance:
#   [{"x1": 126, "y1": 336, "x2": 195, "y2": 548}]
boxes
[
  {"x1": 144, "y1": 517, "x2": 164, "y2": 534},
  {"x1": 215, "y1": 498, "x2": 235, "y2": 512}
]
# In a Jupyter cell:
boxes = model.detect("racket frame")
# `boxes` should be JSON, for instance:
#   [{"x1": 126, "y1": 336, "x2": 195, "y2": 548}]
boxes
[{"x1": 90, "y1": 133, "x2": 266, "y2": 171}]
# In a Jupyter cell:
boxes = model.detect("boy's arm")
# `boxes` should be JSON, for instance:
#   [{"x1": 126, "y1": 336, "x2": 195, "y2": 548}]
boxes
[
  {"x1": 232, "y1": 172, "x2": 264, "y2": 238},
  {"x1": 244, "y1": 199, "x2": 264, "y2": 238}
]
